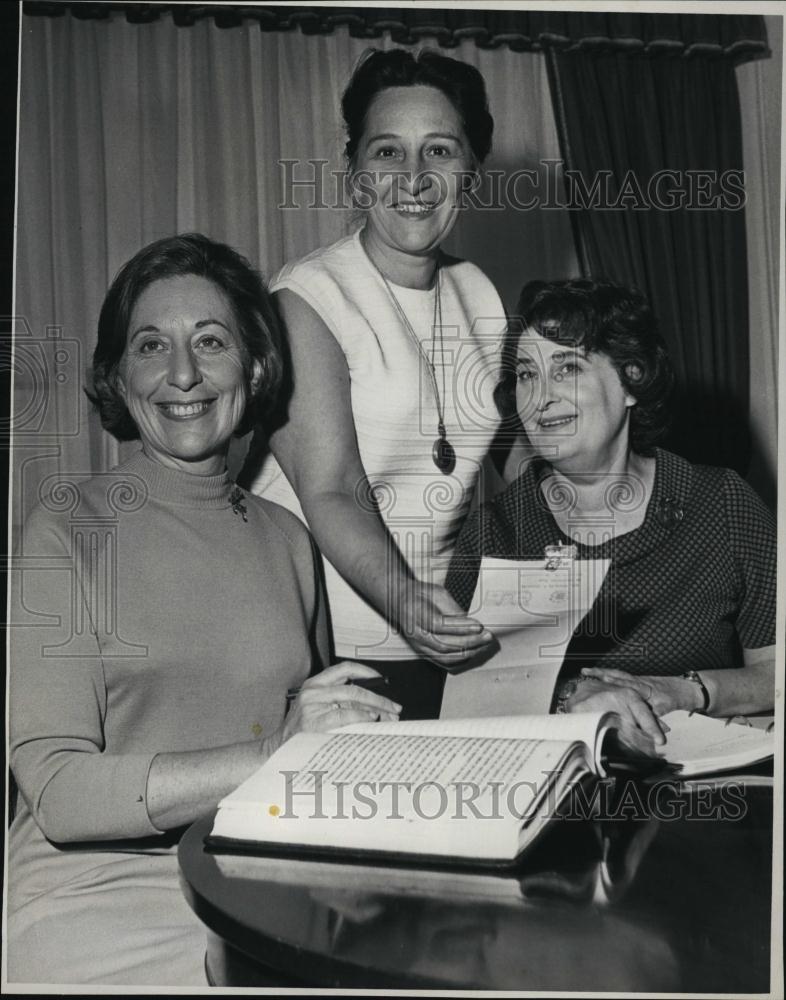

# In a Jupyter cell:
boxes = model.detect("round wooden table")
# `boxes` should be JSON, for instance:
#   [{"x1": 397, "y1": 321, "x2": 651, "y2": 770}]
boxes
[{"x1": 179, "y1": 778, "x2": 773, "y2": 990}]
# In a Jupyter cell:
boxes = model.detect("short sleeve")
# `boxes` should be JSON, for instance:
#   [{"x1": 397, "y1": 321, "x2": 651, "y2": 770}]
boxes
[
  {"x1": 722, "y1": 470, "x2": 776, "y2": 649},
  {"x1": 272, "y1": 263, "x2": 348, "y2": 353}
]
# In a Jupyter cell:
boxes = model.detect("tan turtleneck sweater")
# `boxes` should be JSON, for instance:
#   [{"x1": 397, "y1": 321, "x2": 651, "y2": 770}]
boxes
[{"x1": 8, "y1": 449, "x2": 324, "y2": 985}]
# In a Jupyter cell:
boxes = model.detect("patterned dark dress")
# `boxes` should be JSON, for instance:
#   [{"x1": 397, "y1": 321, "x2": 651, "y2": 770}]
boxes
[{"x1": 446, "y1": 449, "x2": 776, "y2": 679}]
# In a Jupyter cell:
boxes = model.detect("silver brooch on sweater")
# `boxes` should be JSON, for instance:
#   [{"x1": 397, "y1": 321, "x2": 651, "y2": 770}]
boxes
[{"x1": 230, "y1": 486, "x2": 248, "y2": 522}]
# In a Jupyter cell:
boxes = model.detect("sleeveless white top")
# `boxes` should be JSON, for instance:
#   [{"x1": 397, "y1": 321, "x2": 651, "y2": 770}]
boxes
[{"x1": 244, "y1": 230, "x2": 505, "y2": 658}]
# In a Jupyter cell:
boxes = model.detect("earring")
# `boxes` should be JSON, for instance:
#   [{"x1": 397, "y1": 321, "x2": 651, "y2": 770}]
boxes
[{"x1": 249, "y1": 361, "x2": 265, "y2": 397}]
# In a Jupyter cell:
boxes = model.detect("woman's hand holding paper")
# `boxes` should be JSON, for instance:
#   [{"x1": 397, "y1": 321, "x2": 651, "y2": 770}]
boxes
[{"x1": 393, "y1": 581, "x2": 494, "y2": 668}]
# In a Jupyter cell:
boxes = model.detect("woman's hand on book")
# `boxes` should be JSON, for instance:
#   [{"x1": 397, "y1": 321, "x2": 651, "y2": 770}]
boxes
[
  {"x1": 397, "y1": 582, "x2": 494, "y2": 668},
  {"x1": 282, "y1": 662, "x2": 402, "y2": 742},
  {"x1": 581, "y1": 667, "x2": 699, "y2": 715},
  {"x1": 565, "y1": 676, "x2": 667, "y2": 755}
]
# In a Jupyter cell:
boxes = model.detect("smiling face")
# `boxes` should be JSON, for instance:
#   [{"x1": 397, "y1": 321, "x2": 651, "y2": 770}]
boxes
[
  {"x1": 117, "y1": 274, "x2": 260, "y2": 475},
  {"x1": 514, "y1": 328, "x2": 637, "y2": 472},
  {"x1": 352, "y1": 85, "x2": 473, "y2": 276}
]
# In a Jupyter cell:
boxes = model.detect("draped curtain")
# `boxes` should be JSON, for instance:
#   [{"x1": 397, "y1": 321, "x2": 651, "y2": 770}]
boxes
[
  {"x1": 13, "y1": 9, "x2": 577, "y2": 534},
  {"x1": 13, "y1": 4, "x2": 776, "y2": 535},
  {"x1": 546, "y1": 41, "x2": 765, "y2": 475},
  {"x1": 23, "y1": 3, "x2": 769, "y2": 56},
  {"x1": 735, "y1": 16, "x2": 782, "y2": 509}
]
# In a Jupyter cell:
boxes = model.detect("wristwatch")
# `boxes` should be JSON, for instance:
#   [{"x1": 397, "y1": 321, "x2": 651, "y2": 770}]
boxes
[
  {"x1": 554, "y1": 677, "x2": 583, "y2": 714},
  {"x1": 681, "y1": 670, "x2": 711, "y2": 713}
]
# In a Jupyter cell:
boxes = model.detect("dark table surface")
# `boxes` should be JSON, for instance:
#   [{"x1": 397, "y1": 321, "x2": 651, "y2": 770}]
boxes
[{"x1": 179, "y1": 776, "x2": 774, "y2": 991}]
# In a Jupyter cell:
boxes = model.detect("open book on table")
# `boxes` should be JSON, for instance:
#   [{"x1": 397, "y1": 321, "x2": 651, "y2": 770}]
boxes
[
  {"x1": 445, "y1": 557, "x2": 774, "y2": 779},
  {"x1": 207, "y1": 709, "x2": 774, "y2": 868},
  {"x1": 211, "y1": 799, "x2": 658, "y2": 908},
  {"x1": 208, "y1": 712, "x2": 615, "y2": 868}
]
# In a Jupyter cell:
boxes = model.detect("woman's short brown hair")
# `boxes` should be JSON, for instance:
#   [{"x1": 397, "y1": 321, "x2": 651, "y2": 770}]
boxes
[
  {"x1": 495, "y1": 279, "x2": 675, "y2": 455},
  {"x1": 86, "y1": 233, "x2": 284, "y2": 441}
]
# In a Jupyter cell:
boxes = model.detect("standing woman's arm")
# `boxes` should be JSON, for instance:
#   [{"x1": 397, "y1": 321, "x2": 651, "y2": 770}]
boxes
[{"x1": 268, "y1": 288, "x2": 493, "y2": 667}]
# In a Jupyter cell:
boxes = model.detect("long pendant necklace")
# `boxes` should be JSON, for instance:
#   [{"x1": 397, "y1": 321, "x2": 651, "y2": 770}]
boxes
[{"x1": 378, "y1": 265, "x2": 456, "y2": 475}]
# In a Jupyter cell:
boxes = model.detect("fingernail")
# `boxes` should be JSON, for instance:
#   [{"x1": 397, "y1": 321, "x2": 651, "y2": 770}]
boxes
[{"x1": 481, "y1": 630, "x2": 493, "y2": 641}]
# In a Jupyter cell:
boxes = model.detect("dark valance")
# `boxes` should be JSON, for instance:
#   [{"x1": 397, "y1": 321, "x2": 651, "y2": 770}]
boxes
[{"x1": 22, "y1": 3, "x2": 769, "y2": 62}]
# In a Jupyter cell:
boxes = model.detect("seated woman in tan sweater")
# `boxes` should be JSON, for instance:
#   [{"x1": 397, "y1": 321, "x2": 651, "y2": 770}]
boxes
[{"x1": 7, "y1": 234, "x2": 399, "y2": 988}]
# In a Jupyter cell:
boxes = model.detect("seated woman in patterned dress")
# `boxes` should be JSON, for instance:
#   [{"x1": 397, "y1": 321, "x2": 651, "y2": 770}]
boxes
[
  {"x1": 446, "y1": 279, "x2": 775, "y2": 753},
  {"x1": 7, "y1": 234, "x2": 400, "y2": 987}
]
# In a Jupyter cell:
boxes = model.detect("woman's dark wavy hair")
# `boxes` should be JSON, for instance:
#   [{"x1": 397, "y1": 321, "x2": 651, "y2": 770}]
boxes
[
  {"x1": 341, "y1": 48, "x2": 494, "y2": 167},
  {"x1": 494, "y1": 279, "x2": 675, "y2": 456},
  {"x1": 86, "y1": 233, "x2": 284, "y2": 442}
]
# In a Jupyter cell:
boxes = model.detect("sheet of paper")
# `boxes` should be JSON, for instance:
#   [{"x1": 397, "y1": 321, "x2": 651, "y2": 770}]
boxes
[
  {"x1": 442, "y1": 557, "x2": 610, "y2": 718},
  {"x1": 465, "y1": 557, "x2": 610, "y2": 626},
  {"x1": 441, "y1": 661, "x2": 563, "y2": 718},
  {"x1": 657, "y1": 710, "x2": 774, "y2": 775}
]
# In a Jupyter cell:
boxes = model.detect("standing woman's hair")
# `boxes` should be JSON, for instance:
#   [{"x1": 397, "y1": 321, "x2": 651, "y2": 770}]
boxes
[{"x1": 341, "y1": 48, "x2": 494, "y2": 169}]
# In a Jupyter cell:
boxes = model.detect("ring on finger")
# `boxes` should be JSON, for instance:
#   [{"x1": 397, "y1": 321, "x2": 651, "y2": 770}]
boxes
[{"x1": 331, "y1": 701, "x2": 341, "y2": 712}]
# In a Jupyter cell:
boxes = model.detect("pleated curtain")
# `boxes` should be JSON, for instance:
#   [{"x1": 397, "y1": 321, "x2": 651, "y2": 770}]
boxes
[
  {"x1": 13, "y1": 5, "x2": 777, "y2": 533},
  {"x1": 547, "y1": 48, "x2": 753, "y2": 475},
  {"x1": 13, "y1": 11, "x2": 577, "y2": 532}
]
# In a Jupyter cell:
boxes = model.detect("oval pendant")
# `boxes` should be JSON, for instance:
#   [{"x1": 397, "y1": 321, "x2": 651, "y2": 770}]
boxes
[{"x1": 432, "y1": 437, "x2": 456, "y2": 474}]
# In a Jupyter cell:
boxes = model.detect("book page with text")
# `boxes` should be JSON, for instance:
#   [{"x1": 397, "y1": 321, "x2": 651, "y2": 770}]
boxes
[
  {"x1": 211, "y1": 731, "x2": 583, "y2": 860},
  {"x1": 341, "y1": 712, "x2": 610, "y2": 771},
  {"x1": 658, "y1": 711, "x2": 774, "y2": 775}
]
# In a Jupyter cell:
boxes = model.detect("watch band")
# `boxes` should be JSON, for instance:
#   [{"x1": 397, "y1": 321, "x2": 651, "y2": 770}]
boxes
[
  {"x1": 682, "y1": 670, "x2": 711, "y2": 713},
  {"x1": 554, "y1": 676, "x2": 583, "y2": 714}
]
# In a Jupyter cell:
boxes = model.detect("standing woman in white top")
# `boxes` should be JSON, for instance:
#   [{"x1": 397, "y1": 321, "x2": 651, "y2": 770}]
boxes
[{"x1": 242, "y1": 49, "x2": 506, "y2": 714}]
